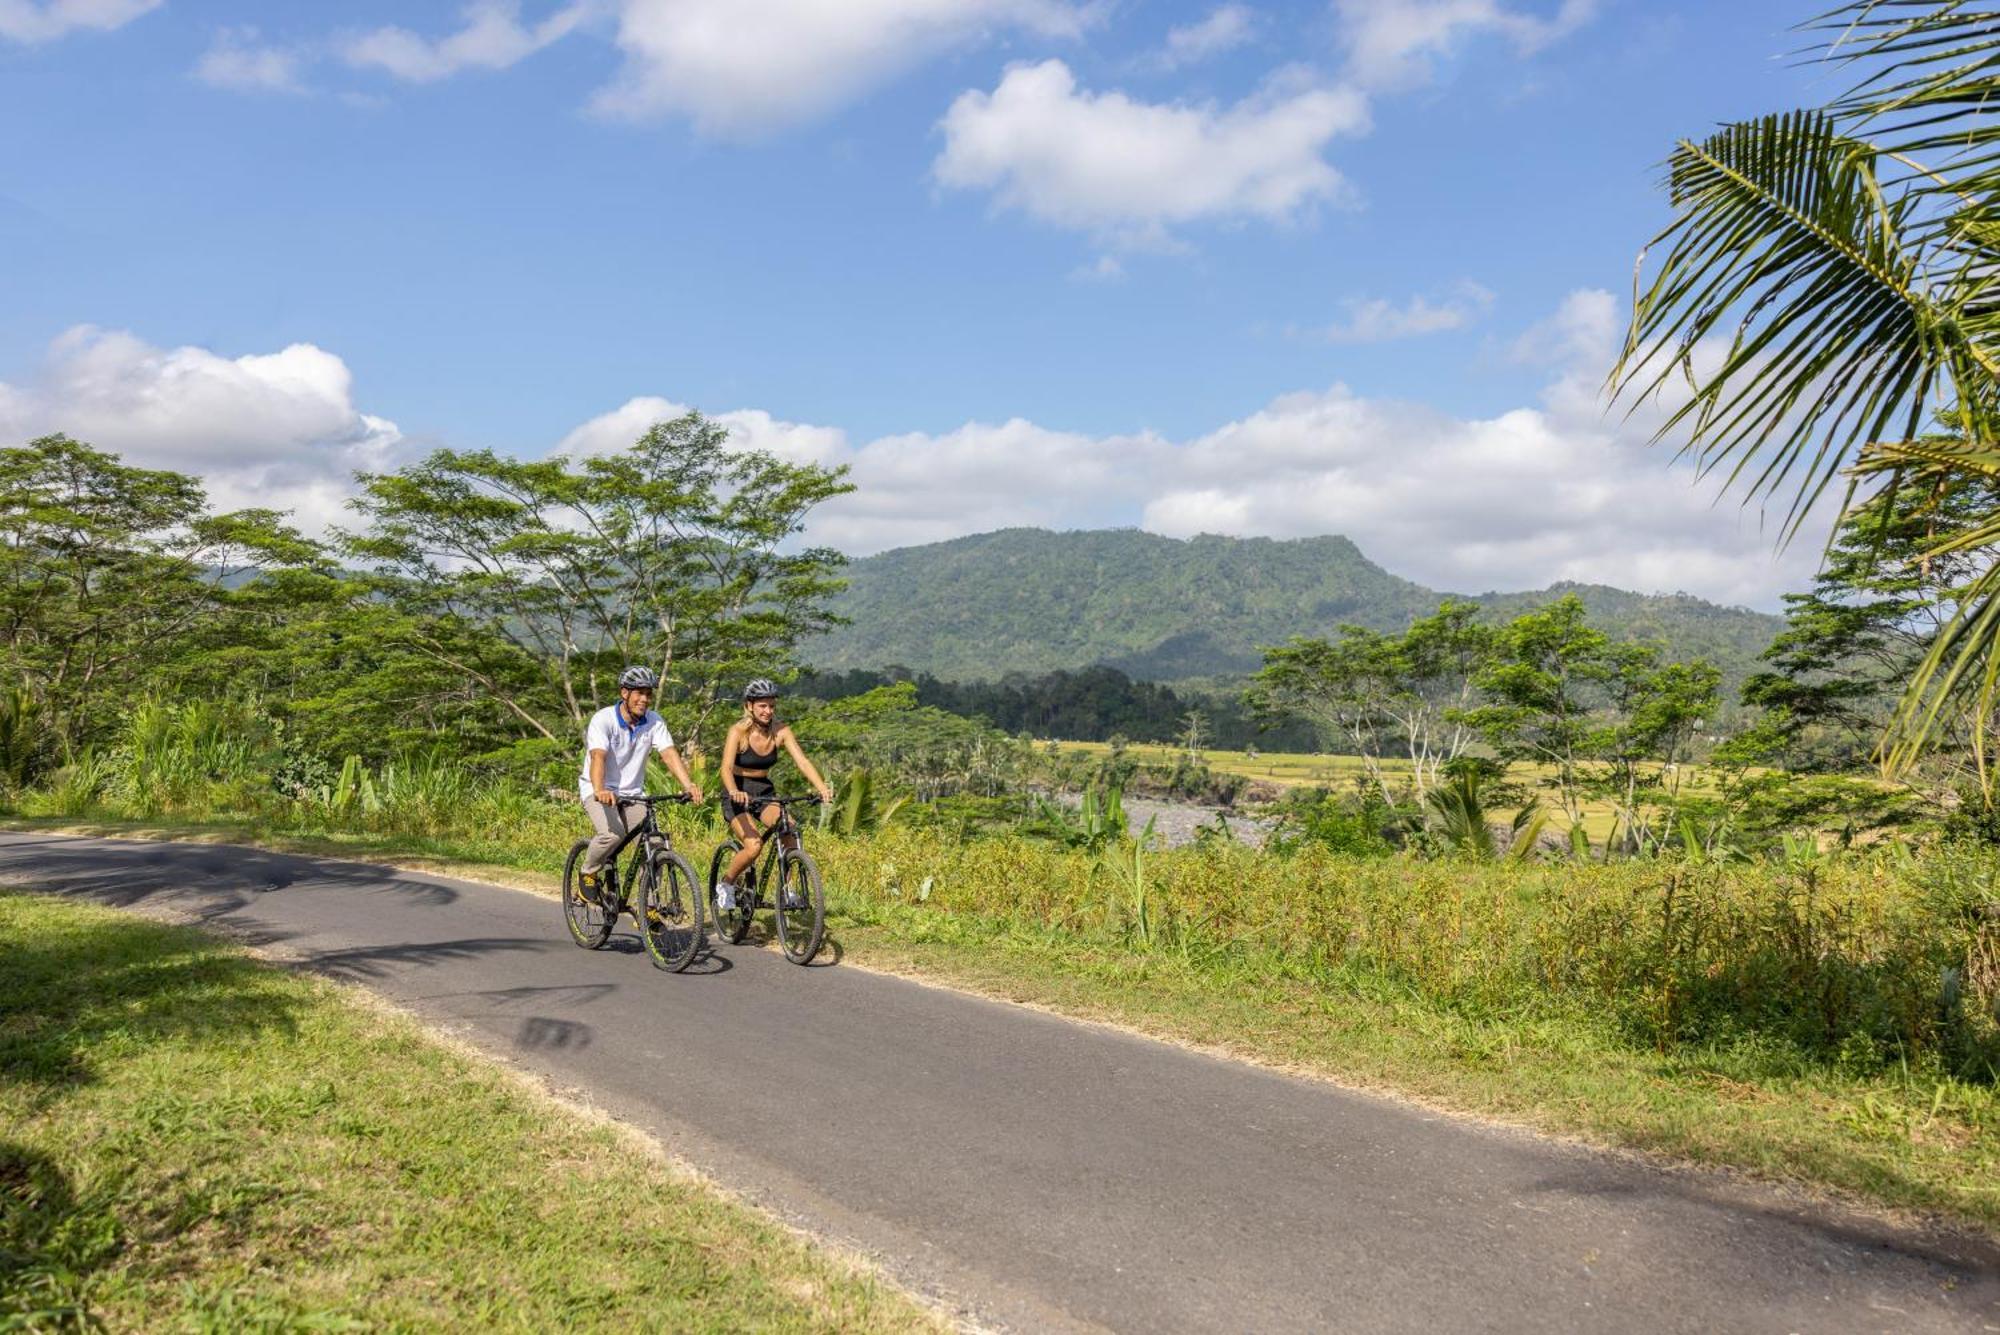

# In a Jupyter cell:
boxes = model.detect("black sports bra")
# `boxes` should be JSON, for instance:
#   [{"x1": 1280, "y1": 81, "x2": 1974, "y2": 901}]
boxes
[{"x1": 735, "y1": 729, "x2": 779, "y2": 770}]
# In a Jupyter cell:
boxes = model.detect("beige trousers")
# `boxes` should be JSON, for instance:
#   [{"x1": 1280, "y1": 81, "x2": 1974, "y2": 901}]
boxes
[{"x1": 582, "y1": 796, "x2": 649, "y2": 874}]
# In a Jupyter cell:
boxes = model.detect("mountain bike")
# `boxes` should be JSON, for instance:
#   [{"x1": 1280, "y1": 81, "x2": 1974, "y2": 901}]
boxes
[
  {"x1": 563, "y1": 794, "x2": 703, "y2": 972},
  {"x1": 707, "y1": 794, "x2": 825, "y2": 965}
]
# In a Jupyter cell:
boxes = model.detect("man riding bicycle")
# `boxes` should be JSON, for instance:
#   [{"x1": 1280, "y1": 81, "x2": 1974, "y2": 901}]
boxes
[{"x1": 578, "y1": 665, "x2": 702, "y2": 899}]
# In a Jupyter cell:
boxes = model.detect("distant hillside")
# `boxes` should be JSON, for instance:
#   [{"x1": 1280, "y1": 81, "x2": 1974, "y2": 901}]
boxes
[{"x1": 806, "y1": 528, "x2": 1784, "y2": 688}]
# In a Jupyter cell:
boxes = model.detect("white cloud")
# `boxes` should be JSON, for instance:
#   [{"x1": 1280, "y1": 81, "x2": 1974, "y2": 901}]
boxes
[
  {"x1": 1138, "y1": 287, "x2": 1817, "y2": 604},
  {"x1": 1069, "y1": 254, "x2": 1126, "y2": 283},
  {"x1": 1138, "y1": 382, "x2": 1807, "y2": 606},
  {"x1": 236, "y1": 0, "x2": 1091, "y2": 130},
  {"x1": 0, "y1": 0, "x2": 157, "y2": 43},
  {"x1": 1152, "y1": 4, "x2": 1257, "y2": 70},
  {"x1": 557, "y1": 395, "x2": 849, "y2": 469},
  {"x1": 194, "y1": 28, "x2": 308, "y2": 95},
  {"x1": 342, "y1": 0, "x2": 592, "y2": 83},
  {"x1": 1315, "y1": 280, "x2": 1494, "y2": 343},
  {"x1": 1509, "y1": 284, "x2": 1615, "y2": 368},
  {"x1": 1, "y1": 287, "x2": 1822, "y2": 610},
  {"x1": 592, "y1": 0, "x2": 1089, "y2": 136},
  {"x1": 1336, "y1": 0, "x2": 1597, "y2": 90},
  {"x1": 0, "y1": 327, "x2": 405, "y2": 535},
  {"x1": 556, "y1": 290, "x2": 1823, "y2": 607},
  {"x1": 934, "y1": 60, "x2": 1368, "y2": 242},
  {"x1": 562, "y1": 395, "x2": 1155, "y2": 553}
]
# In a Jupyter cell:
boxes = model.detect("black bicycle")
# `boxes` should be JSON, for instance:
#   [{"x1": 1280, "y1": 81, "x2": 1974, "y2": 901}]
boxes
[
  {"x1": 563, "y1": 794, "x2": 703, "y2": 972},
  {"x1": 708, "y1": 794, "x2": 826, "y2": 965}
]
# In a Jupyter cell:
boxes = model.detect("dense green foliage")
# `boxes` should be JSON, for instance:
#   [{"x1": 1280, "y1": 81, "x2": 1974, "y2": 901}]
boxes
[
  {"x1": 0, "y1": 418, "x2": 851, "y2": 783},
  {"x1": 805, "y1": 528, "x2": 1782, "y2": 693},
  {"x1": 343, "y1": 414, "x2": 851, "y2": 750},
  {"x1": 796, "y1": 664, "x2": 1318, "y2": 750},
  {"x1": 1738, "y1": 480, "x2": 2000, "y2": 780},
  {"x1": 1250, "y1": 594, "x2": 1725, "y2": 850},
  {"x1": 0, "y1": 435, "x2": 323, "y2": 774}
]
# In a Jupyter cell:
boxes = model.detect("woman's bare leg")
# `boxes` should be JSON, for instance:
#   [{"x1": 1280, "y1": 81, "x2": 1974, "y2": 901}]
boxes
[{"x1": 725, "y1": 810, "x2": 764, "y2": 883}]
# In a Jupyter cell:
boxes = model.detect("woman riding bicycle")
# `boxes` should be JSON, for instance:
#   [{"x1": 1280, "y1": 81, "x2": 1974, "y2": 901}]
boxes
[{"x1": 716, "y1": 678, "x2": 832, "y2": 911}]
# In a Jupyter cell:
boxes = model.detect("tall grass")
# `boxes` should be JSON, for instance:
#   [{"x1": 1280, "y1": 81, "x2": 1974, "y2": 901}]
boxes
[
  {"x1": 807, "y1": 827, "x2": 2000, "y2": 1079},
  {"x1": 9, "y1": 708, "x2": 1998, "y2": 1083}
]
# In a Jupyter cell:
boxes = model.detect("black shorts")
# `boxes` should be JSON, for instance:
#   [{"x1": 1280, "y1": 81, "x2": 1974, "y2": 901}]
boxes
[{"x1": 720, "y1": 774, "x2": 778, "y2": 823}]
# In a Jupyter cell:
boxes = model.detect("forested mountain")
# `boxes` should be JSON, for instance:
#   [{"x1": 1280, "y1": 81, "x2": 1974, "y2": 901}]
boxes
[{"x1": 807, "y1": 528, "x2": 1783, "y2": 686}]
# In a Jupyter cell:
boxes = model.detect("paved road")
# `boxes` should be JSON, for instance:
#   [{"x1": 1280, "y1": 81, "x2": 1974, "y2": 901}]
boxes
[{"x1": 6, "y1": 832, "x2": 1998, "y2": 1333}]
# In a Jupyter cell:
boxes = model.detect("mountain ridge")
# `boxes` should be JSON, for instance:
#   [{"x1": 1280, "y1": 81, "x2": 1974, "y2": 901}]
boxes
[{"x1": 805, "y1": 527, "x2": 1784, "y2": 686}]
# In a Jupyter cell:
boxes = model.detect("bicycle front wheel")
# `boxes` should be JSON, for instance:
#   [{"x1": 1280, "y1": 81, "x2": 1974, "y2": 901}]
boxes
[
  {"x1": 639, "y1": 852, "x2": 703, "y2": 973},
  {"x1": 773, "y1": 849, "x2": 825, "y2": 965},
  {"x1": 709, "y1": 839, "x2": 750, "y2": 944},
  {"x1": 562, "y1": 839, "x2": 614, "y2": 950}
]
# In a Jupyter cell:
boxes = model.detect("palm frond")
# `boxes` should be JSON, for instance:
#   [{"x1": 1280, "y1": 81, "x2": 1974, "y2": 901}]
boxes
[
  {"x1": 1612, "y1": 110, "x2": 1963, "y2": 540},
  {"x1": 1877, "y1": 558, "x2": 2000, "y2": 781}
]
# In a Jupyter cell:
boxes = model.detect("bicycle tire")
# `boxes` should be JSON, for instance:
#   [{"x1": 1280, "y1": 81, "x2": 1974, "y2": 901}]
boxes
[
  {"x1": 773, "y1": 848, "x2": 825, "y2": 965},
  {"x1": 562, "y1": 839, "x2": 614, "y2": 950},
  {"x1": 639, "y1": 850, "x2": 703, "y2": 972},
  {"x1": 708, "y1": 839, "x2": 751, "y2": 944}
]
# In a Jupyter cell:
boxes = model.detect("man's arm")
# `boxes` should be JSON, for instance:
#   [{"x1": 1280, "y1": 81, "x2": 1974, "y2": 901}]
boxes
[{"x1": 589, "y1": 748, "x2": 613, "y2": 805}]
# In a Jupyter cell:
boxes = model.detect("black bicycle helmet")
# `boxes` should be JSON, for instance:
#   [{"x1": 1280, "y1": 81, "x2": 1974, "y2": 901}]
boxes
[
  {"x1": 743, "y1": 677, "x2": 780, "y2": 701},
  {"x1": 619, "y1": 665, "x2": 660, "y2": 690}
]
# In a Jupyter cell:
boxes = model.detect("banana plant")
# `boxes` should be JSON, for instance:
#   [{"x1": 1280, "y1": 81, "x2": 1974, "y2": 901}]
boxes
[
  {"x1": 819, "y1": 768, "x2": 910, "y2": 836},
  {"x1": 1026, "y1": 779, "x2": 1129, "y2": 851},
  {"x1": 1097, "y1": 813, "x2": 1160, "y2": 948}
]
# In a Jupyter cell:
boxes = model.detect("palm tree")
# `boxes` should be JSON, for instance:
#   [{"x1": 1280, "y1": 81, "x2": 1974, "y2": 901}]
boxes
[{"x1": 1612, "y1": 1, "x2": 2000, "y2": 782}]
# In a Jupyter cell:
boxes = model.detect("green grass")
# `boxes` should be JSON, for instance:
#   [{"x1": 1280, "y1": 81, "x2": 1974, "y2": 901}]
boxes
[
  {"x1": 0, "y1": 889, "x2": 943, "y2": 1332},
  {"x1": 9, "y1": 808, "x2": 1999, "y2": 1238}
]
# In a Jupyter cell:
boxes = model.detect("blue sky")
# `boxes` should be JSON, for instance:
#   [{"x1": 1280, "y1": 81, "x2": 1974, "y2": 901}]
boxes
[{"x1": 0, "y1": 1, "x2": 1838, "y2": 606}]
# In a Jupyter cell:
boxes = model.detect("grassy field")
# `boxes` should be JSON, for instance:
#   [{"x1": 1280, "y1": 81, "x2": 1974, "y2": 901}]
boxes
[
  {"x1": 0, "y1": 889, "x2": 943, "y2": 1332},
  {"x1": 8, "y1": 812, "x2": 1997, "y2": 1238},
  {"x1": 1059, "y1": 739, "x2": 1741, "y2": 840}
]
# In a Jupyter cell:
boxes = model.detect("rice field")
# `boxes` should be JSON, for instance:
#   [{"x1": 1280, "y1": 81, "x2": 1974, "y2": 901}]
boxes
[{"x1": 1053, "y1": 739, "x2": 1740, "y2": 841}]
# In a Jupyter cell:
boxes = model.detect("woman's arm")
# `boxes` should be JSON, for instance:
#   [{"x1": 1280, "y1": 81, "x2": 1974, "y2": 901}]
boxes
[
  {"x1": 778, "y1": 726, "x2": 833, "y2": 802},
  {"x1": 720, "y1": 722, "x2": 745, "y2": 801}
]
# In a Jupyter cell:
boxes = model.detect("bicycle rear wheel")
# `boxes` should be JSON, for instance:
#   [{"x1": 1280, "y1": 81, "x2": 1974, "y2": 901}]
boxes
[
  {"x1": 562, "y1": 839, "x2": 614, "y2": 949},
  {"x1": 708, "y1": 839, "x2": 751, "y2": 944},
  {"x1": 639, "y1": 851, "x2": 703, "y2": 972},
  {"x1": 773, "y1": 849, "x2": 825, "y2": 965}
]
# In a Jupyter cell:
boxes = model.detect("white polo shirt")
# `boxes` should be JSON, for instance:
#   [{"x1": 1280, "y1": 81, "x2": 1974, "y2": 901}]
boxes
[{"x1": 578, "y1": 704, "x2": 675, "y2": 799}]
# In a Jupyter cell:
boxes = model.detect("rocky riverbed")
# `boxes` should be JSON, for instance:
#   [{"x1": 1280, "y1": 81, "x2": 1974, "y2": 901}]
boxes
[{"x1": 1055, "y1": 793, "x2": 1274, "y2": 849}]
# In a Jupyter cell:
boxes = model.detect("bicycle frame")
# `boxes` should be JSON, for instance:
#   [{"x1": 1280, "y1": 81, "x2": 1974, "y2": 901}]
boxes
[
  {"x1": 733, "y1": 797, "x2": 812, "y2": 892},
  {"x1": 597, "y1": 795, "x2": 684, "y2": 885}
]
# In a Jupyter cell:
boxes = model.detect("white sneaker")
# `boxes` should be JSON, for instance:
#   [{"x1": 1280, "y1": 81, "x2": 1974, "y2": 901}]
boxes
[{"x1": 714, "y1": 880, "x2": 737, "y2": 912}]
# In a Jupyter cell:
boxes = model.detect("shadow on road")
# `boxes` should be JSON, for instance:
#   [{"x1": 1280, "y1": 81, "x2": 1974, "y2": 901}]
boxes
[
  {"x1": 424, "y1": 983, "x2": 619, "y2": 1010},
  {"x1": 305, "y1": 937, "x2": 548, "y2": 984},
  {"x1": 0, "y1": 834, "x2": 464, "y2": 930},
  {"x1": 516, "y1": 1015, "x2": 594, "y2": 1052},
  {"x1": 677, "y1": 946, "x2": 735, "y2": 976},
  {"x1": 1527, "y1": 1162, "x2": 2000, "y2": 1278}
]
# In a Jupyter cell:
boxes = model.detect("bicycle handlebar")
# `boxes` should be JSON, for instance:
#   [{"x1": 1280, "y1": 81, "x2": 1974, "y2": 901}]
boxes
[{"x1": 613, "y1": 792, "x2": 694, "y2": 805}]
